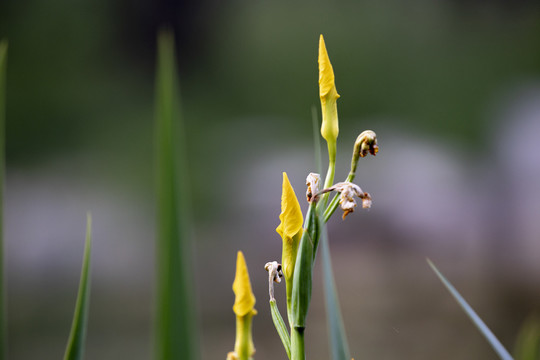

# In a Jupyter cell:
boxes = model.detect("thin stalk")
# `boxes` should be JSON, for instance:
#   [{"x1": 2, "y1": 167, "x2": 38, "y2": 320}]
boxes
[
  {"x1": 291, "y1": 327, "x2": 305, "y2": 360},
  {"x1": 318, "y1": 142, "x2": 336, "y2": 211},
  {"x1": 234, "y1": 313, "x2": 255, "y2": 360}
]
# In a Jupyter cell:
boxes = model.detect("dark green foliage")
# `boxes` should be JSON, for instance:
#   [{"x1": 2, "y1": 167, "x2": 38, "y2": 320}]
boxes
[
  {"x1": 154, "y1": 29, "x2": 198, "y2": 360},
  {"x1": 321, "y1": 227, "x2": 351, "y2": 360}
]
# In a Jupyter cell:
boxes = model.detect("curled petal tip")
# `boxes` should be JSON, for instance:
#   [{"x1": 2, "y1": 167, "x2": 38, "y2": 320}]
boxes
[{"x1": 355, "y1": 130, "x2": 378, "y2": 157}]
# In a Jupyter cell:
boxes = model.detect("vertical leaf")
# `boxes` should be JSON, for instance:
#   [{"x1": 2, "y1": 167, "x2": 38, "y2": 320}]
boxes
[
  {"x1": 269, "y1": 299, "x2": 291, "y2": 359},
  {"x1": 321, "y1": 226, "x2": 351, "y2": 360},
  {"x1": 0, "y1": 39, "x2": 7, "y2": 360},
  {"x1": 513, "y1": 314, "x2": 540, "y2": 360},
  {"x1": 154, "y1": 29, "x2": 198, "y2": 360},
  {"x1": 63, "y1": 214, "x2": 92, "y2": 360},
  {"x1": 427, "y1": 259, "x2": 513, "y2": 360}
]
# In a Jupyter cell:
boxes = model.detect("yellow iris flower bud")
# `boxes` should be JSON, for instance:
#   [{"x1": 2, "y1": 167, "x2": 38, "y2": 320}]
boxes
[
  {"x1": 276, "y1": 172, "x2": 304, "y2": 281},
  {"x1": 318, "y1": 34, "x2": 340, "y2": 147},
  {"x1": 233, "y1": 251, "x2": 256, "y2": 317},
  {"x1": 231, "y1": 251, "x2": 256, "y2": 360}
]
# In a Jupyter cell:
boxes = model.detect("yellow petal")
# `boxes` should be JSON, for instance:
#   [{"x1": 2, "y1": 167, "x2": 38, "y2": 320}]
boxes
[
  {"x1": 276, "y1": 172, "x2": 303, "y2": 241},
  {"x1": 318, "y1": 34, "x2": 340, "y2": 144},
  {"x1": 232, "y1": 251, "x2": 256, "y2": 317},
  {"x1": 276, "y1": 172, "x2": 303, "y2": 279}
]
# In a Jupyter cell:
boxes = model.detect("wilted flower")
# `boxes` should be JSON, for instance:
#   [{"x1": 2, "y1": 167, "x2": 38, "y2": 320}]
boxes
[
  {"x1": 326, "y1": 182, "x2": 372, "y2": 219},
  {"x1": 264, "y1": 261, "x2": 283, "y2": 301},
  {"x1": 355, "y1": 130, "x2": 378, "y2": 158},
  {"x1": 306, "y1": 173, "x2": 321, "y2": 202}
]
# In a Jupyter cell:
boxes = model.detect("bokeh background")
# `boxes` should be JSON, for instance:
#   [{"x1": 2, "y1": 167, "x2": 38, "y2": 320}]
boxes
[{"x1": 1, "y1": 0, "x2": 540, "y2": 359}]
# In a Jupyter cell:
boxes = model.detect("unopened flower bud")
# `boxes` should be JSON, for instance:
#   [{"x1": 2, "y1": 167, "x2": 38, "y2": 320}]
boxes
[
  {"x1": 230, "y1": 251, "x2": 257, "y2": 359},
  {"x1": 276, "y1": 172, "x2": 303, "y2": 282},
  {"x1": 319, "y1": 35, "x2": 340, "y2": 157}
]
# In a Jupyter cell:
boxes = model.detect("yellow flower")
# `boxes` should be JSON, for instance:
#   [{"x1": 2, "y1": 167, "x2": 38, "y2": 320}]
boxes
[
  {"x1": 276, "y1": 172, "x2": 303, "y2": 280},
  {"x1": 319, "y1": 34, "x2": 340, "y2": 146},
  {"x1": 232, "y1": 251, "x2": 256, "y2": 317},
  {"x1": 231, "y1": 251, "x2": 256, "y2": 360}
]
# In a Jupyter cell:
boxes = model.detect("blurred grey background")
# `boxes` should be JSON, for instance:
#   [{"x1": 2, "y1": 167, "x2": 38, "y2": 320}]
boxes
[{"x1": 1, "y1": 0, "x2": 540, "y2": 359}]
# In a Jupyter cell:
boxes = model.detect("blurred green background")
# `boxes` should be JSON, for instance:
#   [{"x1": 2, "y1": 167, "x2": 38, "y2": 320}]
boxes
[{"x1": 1, "y1": 0, "x2": 540, "y2": 359}]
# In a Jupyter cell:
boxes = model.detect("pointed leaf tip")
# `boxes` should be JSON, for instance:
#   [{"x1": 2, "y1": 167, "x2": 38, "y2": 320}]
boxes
[{"x1": 232, "y1": 251, "x2": 256, "y2": 317}]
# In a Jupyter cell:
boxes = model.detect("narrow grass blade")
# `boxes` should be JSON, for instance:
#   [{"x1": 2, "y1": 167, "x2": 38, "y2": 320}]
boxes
[
  {"x1": 513, "y1": 314, "x2": 540, "y2": 360},
  {"x1": 321, "y1": 226, "x2": 350, "y2": 360},
  {"x1": 154, "y1": 29, "x2": 198, "y2": 360},
  {"x1": 0, "y1": 39, "x2": 7, "y2": 360},
  {"x1": 291, "y1": 229, "x2": 314, "y2": 328},
  {"x1": 63, "y1": 214, "x2": 92, "y2": 360},
  {"x1": 270, "y1": 299, "x2": 291, "y2": 359},
  {"x1": 427, "y1": 259, "x2": 513, "y2": 360},
  {"x1": 311, "y1": 105, "x2": 322, "y2": 175}
]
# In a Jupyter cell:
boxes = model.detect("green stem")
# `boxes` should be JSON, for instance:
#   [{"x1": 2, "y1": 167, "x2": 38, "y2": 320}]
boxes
[
  {"x1": 286, "y1": 278, "x2": 293, "y2": 329},
  {"x1": 234, "y1": 312, "x2": 255, "y2": 360},
  {"x1": 323, "y1": 171, "x2": 355, "y2": 223},
  {"x1": 291, "y1": 327, "x2": 305, "y2": 360},
  {"x1": 318, "y1": 141, "x2": 336, "y2": 212}
]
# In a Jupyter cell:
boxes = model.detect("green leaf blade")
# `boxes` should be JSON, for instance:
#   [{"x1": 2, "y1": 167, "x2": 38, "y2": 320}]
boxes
[
  {"x1": 427, "y1": 259, "x2": 513, "y2": 360},
  {"x1": 63, "y1": 213, "x2": 92, "y2": 360},
  {"x1": 154, "y1": 29, "x2": 198, "y2": 360},
  {"x1": 270, "y1": 299, "x2": 291, "y2": 359},
  {"x1": 513, "y1": 314, "x2": 540, "y2": 360},
  {"x1": 321, "y1": 226, "x2": 350, "y2": 360}
]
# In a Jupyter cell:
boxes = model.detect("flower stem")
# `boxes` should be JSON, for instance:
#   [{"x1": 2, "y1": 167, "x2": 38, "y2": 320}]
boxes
[
  {"x1": 291, "y1": 326, "x2": 305, "y2": 360},
  {"x1": 234, "y1": 312, "x2": 255, "y2": 360},
  {"x1": 318, "y1": 142, "x2": 336, "y2": 211}
]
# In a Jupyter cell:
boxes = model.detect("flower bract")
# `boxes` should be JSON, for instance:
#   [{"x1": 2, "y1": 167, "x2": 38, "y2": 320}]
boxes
[{"x1": 276, "y1": 172, "x2": 303, "y2": 280}]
